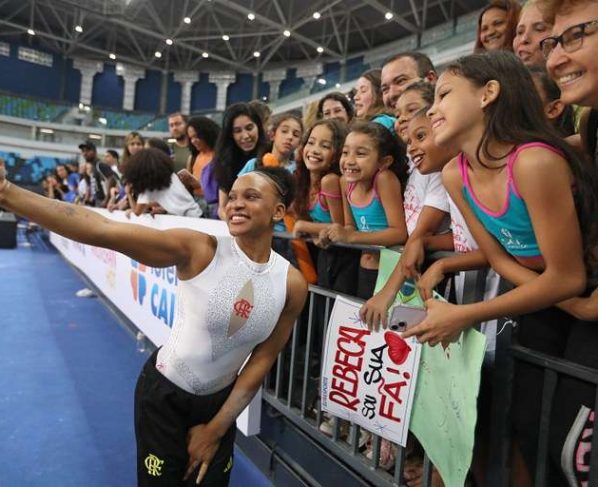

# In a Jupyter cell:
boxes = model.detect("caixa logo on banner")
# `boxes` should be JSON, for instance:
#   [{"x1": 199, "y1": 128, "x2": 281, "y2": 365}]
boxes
[{"x1": 130, "y1": 260, "x2": 177, "y2": 327}]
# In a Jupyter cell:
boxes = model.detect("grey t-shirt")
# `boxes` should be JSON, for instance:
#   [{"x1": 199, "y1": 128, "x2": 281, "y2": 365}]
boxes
[{"x1": 171, "y1": 143, "x2": 190, "y2": 173}]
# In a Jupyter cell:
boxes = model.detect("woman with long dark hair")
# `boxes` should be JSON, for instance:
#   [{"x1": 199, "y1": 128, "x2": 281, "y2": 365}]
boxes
[{"x1": 213, "y1": 103, "x2": 268, "y2": 219}]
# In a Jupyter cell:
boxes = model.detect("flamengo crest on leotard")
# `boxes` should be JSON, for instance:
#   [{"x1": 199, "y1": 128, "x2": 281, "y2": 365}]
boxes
[{"x1": 156, "y1": 235, "x2": 289, "y2": 395}]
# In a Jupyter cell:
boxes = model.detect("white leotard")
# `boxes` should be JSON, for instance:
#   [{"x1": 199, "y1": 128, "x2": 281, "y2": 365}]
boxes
[{"x1": 156, "y1": 235, "x2": 289, "y2": 395}]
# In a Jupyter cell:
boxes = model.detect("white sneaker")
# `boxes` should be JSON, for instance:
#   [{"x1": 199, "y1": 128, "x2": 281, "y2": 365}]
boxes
[
  {"x1": 347, "y1": 430, "x2": 371, "y2": 450},
  {"x1": 319, "y1": 416, "x2": 350, "y2": 438},
  {"x1": 319, "y1": 415, "x2": 334, "y2": 436},
  {"x1": 75, "y1": 288, "x2": 96, "y2": 298}
]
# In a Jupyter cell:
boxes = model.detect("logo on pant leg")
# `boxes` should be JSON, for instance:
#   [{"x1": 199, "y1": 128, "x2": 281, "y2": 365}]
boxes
[
  {"x1": 144, "y1": 453, "x2": 164, "y2": 476},
  {"x1": 223, "y1": 456, "x2": 233, "y2": 473}
]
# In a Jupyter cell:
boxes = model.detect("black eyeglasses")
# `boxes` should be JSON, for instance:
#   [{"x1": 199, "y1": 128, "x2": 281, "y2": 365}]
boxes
[{"x1": 540, "y1": 19, "x2": 598, "y2": 59}]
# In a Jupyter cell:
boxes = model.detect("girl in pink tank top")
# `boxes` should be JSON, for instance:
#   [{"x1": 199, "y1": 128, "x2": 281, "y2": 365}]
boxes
[
  {"x1": 401, "y1": 50, "x2": 598, "y2": 486},
  {"x1": 403, "y1": 50, "x2": 597, "y2": 346}
]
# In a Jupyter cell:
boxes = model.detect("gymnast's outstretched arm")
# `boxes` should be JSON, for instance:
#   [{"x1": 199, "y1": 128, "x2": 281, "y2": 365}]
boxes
[{"x1": 0, "y1": 161, "x2": 214, "y2": 274}]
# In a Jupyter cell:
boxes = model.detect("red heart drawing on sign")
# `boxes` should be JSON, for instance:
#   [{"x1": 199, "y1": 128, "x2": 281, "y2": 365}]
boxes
[{"x1": 384, "y1": 331, "x2": 411, "y2": 365}]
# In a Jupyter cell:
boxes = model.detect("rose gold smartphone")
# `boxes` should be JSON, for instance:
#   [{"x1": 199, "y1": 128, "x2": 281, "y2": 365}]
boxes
[{"x1": 387, "y1": 303, "x2": 426, "y2": 332}]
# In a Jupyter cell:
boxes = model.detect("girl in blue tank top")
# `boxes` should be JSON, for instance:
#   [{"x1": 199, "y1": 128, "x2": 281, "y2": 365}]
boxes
[
  {"x1": 320, "y1": 121, "x2": 409, "y2": 299},
  {"x1": 293, "y1": 120, "x2": 347, "y2": 233},
  {"x1": 402, "y1": 51, "x2": 598, "y2": 344},
  {"x1": 293, "y1": 119, "x2": 361, "y2": 295}
]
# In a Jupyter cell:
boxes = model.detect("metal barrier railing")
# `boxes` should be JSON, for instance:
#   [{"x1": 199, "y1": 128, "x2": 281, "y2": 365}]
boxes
[
  {"x1": 264, "y1": 235, "x2": 598, "y2": 486},
  {"x1": 263, "y1": 284, "x2": 439, "y2": 486},
  {"x1": 264, "y1": 236, "x2": 487, "y2": 486},
  {"x1": 509, "y1": 346, "x2": 598, "y2": 487}
]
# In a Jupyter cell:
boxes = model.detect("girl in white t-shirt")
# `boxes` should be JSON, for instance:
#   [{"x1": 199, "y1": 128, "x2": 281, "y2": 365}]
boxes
[
  {"x1": 123, "y1": 148, "x2": 202, "y2": 218},
  {"x1": 361, "y1": 103, "x2": 453, "y2": 329},
  {"x1": 396, "y1": 83, "x2": 452, "y2": 274}
]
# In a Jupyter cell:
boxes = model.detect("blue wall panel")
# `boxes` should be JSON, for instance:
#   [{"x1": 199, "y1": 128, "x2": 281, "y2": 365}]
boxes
[
  {"x1": 190, "y1": 73, "x2": 216, "y2": 111},
  {"x1": 0, "y1": 40, "x2": 328, "y2": 111},
  {"x1": 135, "y1": 69, "x2": 161, "y2": 113},
  {"x1": 63, "y1": 58, "x2": 81, "y2": 104},
  {"x1": 167, "y1": 72, "x2": 182, "y2": 114},
  {"x1": 258, "y1": 76, "x2": 269, "y2": 100},
  {"x1": 0, "y1": 42, "x2": 62, "y2": 100},
  {"x1": 227, "y1": 73, "x2": 254, "y2": 104},
  {"x1": 346, "y1": 56, "x2": 368, "y2": 81},
  {"x1": 91, "y1": 63, "x2": 123, "y2": 109},
  {"x1": 323, "y1": 62, "x2": 341, "y2": 85},
  {"x1": 279, "y1": 69, "x2": 303, "y2": 98}
]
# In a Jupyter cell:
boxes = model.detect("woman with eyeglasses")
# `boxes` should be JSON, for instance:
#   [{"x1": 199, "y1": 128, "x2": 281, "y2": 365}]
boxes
[{"x1": 531, "y1": 1, "x2": 598, "y2": 485}]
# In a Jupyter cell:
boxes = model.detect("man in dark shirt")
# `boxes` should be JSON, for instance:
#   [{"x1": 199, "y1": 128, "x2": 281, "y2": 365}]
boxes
[{"x1": 78, "y1": 140, "x2": 114, "y2": 207}]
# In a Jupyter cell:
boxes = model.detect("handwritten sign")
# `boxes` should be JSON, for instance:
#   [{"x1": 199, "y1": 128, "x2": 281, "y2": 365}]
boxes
[
  {"x1": 320, "y1": 296, "x2": 421, "y2": 447},
  {"x1": 376, "y1": 249, "x2": 487, "y2": 487}
]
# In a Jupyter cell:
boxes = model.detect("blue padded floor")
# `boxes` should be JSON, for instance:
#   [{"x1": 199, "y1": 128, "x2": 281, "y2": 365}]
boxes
[{"x1": 0, "y1": 231, "x2": 271, "y2": 487}]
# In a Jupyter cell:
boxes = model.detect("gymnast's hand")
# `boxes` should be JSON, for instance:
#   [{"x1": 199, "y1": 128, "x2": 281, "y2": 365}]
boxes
[{"x1": 183, "y1": 423, "x2": 221, "y2": 484}]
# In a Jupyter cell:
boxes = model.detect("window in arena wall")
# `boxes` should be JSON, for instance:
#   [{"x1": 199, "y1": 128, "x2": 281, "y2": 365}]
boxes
[
  {"x1": 17, "y1": 47, "x2": 53, "y2": 67},
  {"x1": 0, "y1": 42, "x2": 9, "y2": 57}
]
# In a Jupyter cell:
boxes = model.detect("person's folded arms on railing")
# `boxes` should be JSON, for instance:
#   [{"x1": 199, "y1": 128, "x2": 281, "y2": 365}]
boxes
[
  {"x1": 469, "y1": 236, "x2": 598, "y2": 322},
  {"x1": 559, "y1": 288, "x2": 598, "y2": 321}
]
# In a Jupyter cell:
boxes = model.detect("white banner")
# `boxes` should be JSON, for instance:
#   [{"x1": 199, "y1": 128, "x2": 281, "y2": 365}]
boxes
[
  {"x1": 321, "y1": 296, "x2": 421, "y2": 447},
  {"x1": 50, "y1": 210, "x2": 261, "y2": 436}
]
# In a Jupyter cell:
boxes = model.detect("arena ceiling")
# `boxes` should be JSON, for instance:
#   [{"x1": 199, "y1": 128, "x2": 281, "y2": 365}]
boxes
[{"x1": 0, "y1": 0, "x2": 487, "y2": 73}]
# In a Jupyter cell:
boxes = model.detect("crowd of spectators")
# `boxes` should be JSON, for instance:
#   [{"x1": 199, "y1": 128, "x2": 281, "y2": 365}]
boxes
[{"x1": 38, "y1": 0, "x2": 598, "y2": 484}]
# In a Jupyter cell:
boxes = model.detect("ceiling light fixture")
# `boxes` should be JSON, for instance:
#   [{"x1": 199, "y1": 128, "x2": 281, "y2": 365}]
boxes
[
  {"x1": 165, "y1": 38, "x2": 173, "y2": 45},
  {"x1": 109, "y1": 53, "x2": 116, "y2": 60},
  {"x1": 247, "y1": 13, "x2": 256, "y2": 21},
  {"x1": 253, "y1": 51, "x2": 261, "y2": 57},
  {"x1": 222, "y1": 35, "x2": 230, "y2": 41},
  {"x1": 313, "y1": 12, "x2": 321, "y2": 19},
  {"x1": 202, "y1": 52, "x2": 209, "y2": 58},
  {"x1": 154, "y1": 51, "x2": 162, "y2": 58},
  {"x1": 27, "y1": 28, "x2": 35, "y2": 35},
  {"x1": 385, "y1": 12, "x2": 394, "y2": 20},
  {"x1": 75, "y1": 25, "x2": 83, "y2": 33},
  {"x1": 283, "y1": 30, "x2": 291, "y2": 37},
  {"x1": 183, "y1": 16, "x2": 191, "y2": 24},
  {"x1": 316, "y1": 46, "x2": 324, "y2": 53}
]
